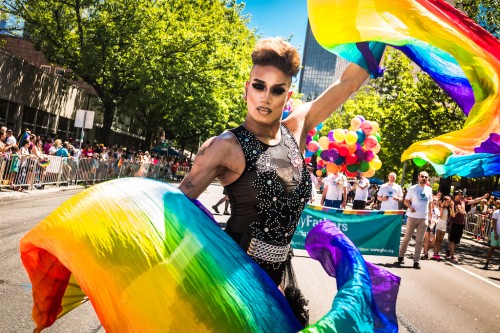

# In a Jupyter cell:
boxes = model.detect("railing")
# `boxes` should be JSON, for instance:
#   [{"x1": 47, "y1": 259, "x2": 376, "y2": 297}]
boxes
[
  {"x1": 464, "y1": 212, "x2": 493, "y2": 241},
  {"x1": 0, "y1": 154, "x2": 182, "y2": 191}
]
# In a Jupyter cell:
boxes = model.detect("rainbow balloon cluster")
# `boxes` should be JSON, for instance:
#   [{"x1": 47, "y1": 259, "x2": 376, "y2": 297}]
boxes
[{"x1": 305, "y1": 116, "x2": 382, "y2": 177}]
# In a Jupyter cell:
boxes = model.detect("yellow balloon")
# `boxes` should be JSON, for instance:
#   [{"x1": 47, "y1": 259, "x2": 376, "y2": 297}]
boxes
[
  {"x1": 345, "y1": 131, "x2": 358, "y2": 145},
  {"x1": 363, "y1": 168, "x2": 375, "y2": 178},
  {"x1": 371, "y1": 121, "x2": 380, "y2": 134},
  {"x1": 318, "y1": 136, "x2": 330, "y2": 150},
  {"x1": 369, "y1": 158, "x2": 382, "y2": 170},
  {"x1": 333, "y1": 129, "x2": 346, "y2": 143},
  {"x1": 372, "y1": 141, "x2": 381, "y2": 154}
]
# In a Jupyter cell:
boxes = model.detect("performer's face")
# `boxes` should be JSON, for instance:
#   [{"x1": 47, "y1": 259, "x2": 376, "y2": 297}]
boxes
[{"x1": 245, "y1": 65, "x2": 292, "y2": 125}]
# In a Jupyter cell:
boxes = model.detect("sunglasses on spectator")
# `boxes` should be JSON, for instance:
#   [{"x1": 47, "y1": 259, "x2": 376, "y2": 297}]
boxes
[{"x1": 420, "y1": 175, "x2": 429, "y2": 178}]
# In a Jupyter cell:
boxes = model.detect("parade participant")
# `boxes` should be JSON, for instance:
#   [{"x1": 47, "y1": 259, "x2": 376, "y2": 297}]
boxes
[
  {"x1": 352, "y1": 174, "x2": 370, "y2": 210},
  {"x1": 178, "y1": 37, "x2": 372, "y2": 288},
  {"x1": 483, "y1": 200, "x2": 500, "y2": 270},
  {"x1": 377, "y1": 172, "x2": 403, "y2": 211},
  {"x1": 399, "y1": 171, "x2": 433, "y2": 269},
  {"x1": 321, "y1": 170, "x2": 348, "y2": 209}
]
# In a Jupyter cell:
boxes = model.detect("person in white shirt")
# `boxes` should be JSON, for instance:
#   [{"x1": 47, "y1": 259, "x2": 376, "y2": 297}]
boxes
[
  {"x1": 398, "y1": 171, "x2": 433, "y2": 269},
  {"x1": 377, "y1": 172, "x2": 404, "y2": 211},
  {"x1": 321, "y1": 171, "x2": 347, "y2": 209},
  {"x1": 483, "y1": 202, "x2": 500, "y2": 270},
  {"x1": 5, "y1": 129, "x2": 17, "y2": 146},
  {"x1": 352, "y1": 174, "x2": 370, "y2": 210}
]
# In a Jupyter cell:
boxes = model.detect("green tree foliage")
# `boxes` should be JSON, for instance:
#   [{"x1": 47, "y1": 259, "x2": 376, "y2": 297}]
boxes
[
  {"x1": 320, "y1": 49, "x2": 466, "y2": 184},
  {"x1": 1, "y1": 0, "x2": 255, "y2": 146},
  {"x1": 457, "y1": 0, "x2": 499, "y2": 38}
]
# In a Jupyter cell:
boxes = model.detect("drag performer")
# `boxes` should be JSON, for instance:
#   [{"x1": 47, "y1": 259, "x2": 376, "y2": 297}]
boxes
[{"x1": 179, "y1": 37, "x2": 371, "y2": 287}]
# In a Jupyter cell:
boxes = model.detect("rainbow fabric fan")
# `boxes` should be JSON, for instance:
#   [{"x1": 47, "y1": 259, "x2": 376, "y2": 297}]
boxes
[
  {"x1": 308, "y1": 0, "x2": 500, "y2": 177},
  {"x1": 20, "y1": 178, "x2": 400, "y2": 332}
]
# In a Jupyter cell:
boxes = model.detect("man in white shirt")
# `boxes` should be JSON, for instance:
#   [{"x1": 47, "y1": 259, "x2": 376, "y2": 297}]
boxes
[
  {"x1": 398, "y1": 171, "x2": 433, "y2": 269},
  {"x1": 5, "y1": 129, "x2": 17, "y2": 146},
  {"x1": 352, "y1": 174, "x2": 370, "y2": 210},
  {"x1": 321, "y1": 171, "x2": 347, "y2": 209},
  {"x1": 378, "y1": 172, "x2": 404, "y2": 210}
]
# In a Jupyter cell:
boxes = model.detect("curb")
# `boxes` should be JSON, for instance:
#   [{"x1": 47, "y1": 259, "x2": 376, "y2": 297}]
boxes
[{"x1": 0, "y1": 185, "x2": 85, "y2": 203}]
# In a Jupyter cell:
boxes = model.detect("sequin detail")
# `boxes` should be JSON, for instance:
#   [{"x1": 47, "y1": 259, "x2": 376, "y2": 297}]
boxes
[{"x1": 230, "y1": 125, "x2": 311, "y2": 269}]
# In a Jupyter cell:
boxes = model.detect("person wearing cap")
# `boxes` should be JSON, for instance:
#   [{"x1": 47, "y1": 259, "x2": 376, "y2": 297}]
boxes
[
  {"x1": 448, "y1": 190, "x2": 489, "y2": 263},
  {"x1": 399, "y1": 171, "x2": 433, "y2": 269},
  {"x1": 5, "y1": 129, "x2": 17, "y2": 146}
]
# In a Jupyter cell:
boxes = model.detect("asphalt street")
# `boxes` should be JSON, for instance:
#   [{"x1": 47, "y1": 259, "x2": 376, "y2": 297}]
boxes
[{"x1": 1, "y1": 180, "x2": 499, "y2": 332}]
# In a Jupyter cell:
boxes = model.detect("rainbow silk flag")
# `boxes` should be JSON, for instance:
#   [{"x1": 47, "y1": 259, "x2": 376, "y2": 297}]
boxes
[
  {"x1": 20, "y1": 178, "x2": 399, "y2": 332},
  {"x1": 308, "y1": 0, "x2": 500, "y2": 177}
]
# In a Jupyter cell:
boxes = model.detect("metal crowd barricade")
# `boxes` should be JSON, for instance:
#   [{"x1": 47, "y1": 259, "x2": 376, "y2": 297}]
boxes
[{"x1": 464, "y1": 212, "x2": 493, "y2": 241}]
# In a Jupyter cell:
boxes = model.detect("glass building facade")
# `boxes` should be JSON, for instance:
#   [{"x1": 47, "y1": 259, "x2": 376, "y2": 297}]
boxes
[{"x1": 298, "y1": 21, "x2": 349, "y2": 101}]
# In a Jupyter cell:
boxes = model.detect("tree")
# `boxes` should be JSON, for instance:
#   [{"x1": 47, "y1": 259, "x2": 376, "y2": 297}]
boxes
[
  {"x1": 457, "y1": 0, "x2": 499, "y2": 38},
  {"x1": 1, "y1": 0, "x2": 255, "y2": 145}
]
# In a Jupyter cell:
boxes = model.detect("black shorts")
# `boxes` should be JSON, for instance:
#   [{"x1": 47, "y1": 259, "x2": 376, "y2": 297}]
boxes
[
  {"x1": 352, "y1": 200, "x2": 366, "y2": 210},
  {"x1": 448, "y1": 223, "x2": 465, "y2": 244}
]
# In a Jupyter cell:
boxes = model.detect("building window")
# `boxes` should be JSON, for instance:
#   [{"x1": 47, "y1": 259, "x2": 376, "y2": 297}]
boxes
[
  {"x1": 41, "y1": 65, "x2": 51, "y2": 73},
  {"x1": 55, "y1": 68, "x2": 65, "y2": 76}
]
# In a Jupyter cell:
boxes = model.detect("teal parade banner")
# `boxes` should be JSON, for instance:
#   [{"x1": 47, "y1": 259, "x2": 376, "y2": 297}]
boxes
[{"x1": 291, "y1": 205, "x2": 404, "y2": 256}]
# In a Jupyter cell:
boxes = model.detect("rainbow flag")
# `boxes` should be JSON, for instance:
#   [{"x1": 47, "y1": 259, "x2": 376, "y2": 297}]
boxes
[
  {"x1": 20, "y1": 178, "x2": 399, "y2": 332},
  {"x1": 308, "y1": 0, "x2": 500, "y2": 177},
  {"x1": 38, "y1": 159, "x2": 50, "y2": 168}
]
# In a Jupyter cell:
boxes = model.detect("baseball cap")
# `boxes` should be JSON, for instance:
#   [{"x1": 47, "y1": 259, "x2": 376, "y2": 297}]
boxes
[{"x1": 453, "y1": 189, "x2": 463, "y2": 196}]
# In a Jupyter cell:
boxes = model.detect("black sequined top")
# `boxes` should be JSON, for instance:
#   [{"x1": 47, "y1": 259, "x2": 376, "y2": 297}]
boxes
[{"x1": 224, "y1": 124, "x2": 311, "y2": 284}]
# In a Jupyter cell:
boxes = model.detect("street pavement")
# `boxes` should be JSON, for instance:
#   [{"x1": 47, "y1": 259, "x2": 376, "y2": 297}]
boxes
[{"x1": 1, "y1": 179, "x2": 499, "y2": 332}]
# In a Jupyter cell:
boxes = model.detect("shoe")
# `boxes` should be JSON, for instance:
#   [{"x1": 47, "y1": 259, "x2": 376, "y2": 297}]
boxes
[
  {"x1": 445, "y1": 250, "x2": 450, "y2": 257},
  {"x1": 450, "y1": 256, "x2": 458, "y2": 264},
  {"x1": 432, "y1": 254, "x2": 441, "y2": 260},
  {"x1": 398, "y1": 257, "x2": 405, "y2": 264},
  {"x1": 423, "y1": 254, "x2": 429, "y2": 260},
  {"x1": 413, "y1": 262, "x2": 421, "y2": 269},
  {"x1": 223, "y1": 211, "x2": 230, "y2": 215},
  {"x1": 482, "y1": 263, "x2": 491, "y2": 270},
  {"x1": 212, "y1": 205, "x2": 220, "y2": 214}
]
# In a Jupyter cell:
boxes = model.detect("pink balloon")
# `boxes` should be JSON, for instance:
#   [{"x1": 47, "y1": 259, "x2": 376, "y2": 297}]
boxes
[
  {"x1": 364, "y1": 135, "x2": 377, "y2": 150},
  {"x1": 364, "y1": 150, "x2": 375, "y2": 162},
  {"x1": 361, "y1": 120, "x2": 373, "y2": 135},
  {"x1": 307, "y1": 141, "x2": 320, "y2": 152}
]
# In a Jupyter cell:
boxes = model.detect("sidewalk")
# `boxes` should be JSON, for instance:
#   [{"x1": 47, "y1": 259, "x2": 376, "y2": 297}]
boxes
[{"x1": 0, "y1": 184, "x2": 85, "y2": 203}]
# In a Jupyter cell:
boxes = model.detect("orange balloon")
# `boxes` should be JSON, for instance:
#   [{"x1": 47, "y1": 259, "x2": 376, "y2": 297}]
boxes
[
  {"x1": 326, "y1": 163, "x2": 338, "y2": 174},
  {"x1": 316, "y1": 169, "x2": 323, "y2": 177}
]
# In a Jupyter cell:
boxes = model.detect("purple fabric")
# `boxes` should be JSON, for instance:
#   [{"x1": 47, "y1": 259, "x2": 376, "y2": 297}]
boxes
[
  {"x1": 474, "y1": 133, "x2": 500, "y2": 154},
  {"x1": 305, "y1": 221, "x2": 400, "y2": 332},
  {"x1": 356, "y1": 42, "x2": 385, "y2": 78}
]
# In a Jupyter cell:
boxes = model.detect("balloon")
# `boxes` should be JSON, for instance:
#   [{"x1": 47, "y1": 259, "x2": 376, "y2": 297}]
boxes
[
  {"x1": 304, "y1": 157, "x2": 311, "y2": 165},
  {"x1": 371, "y1": 121, "x2": 380, "y2": 134},
  {"x1": 355, "y1": 149, "x2": 365, "y2": 162},
  {"x1": 307, "y1": 141, "x2": 320, "y2": 152},
  {"x1": 320, "y1": 149, "x2": 330, "y2": 161},
  {"x1": 328, "y1": 149, "x2": 339, "y2": 161},
  {"x1": 328, "y1": 141, "x2": 339, "y2": 150},
  {"x1": 318, "y1": 136, "x2": 330, "y2": 150},
  {"x1": 372, "y1": 141, "x2": 381, "y2": 154},
  {"x1": 306, "y1": 135, "x2": 313, "y2": 145},
  {"x1": 333, "y1": 129, "x2": 346, "y2": 143},
  {"x1": 413, "y1": 158, "x2": 427, "y2": 167},
  {"x1": 370, "y1": 158, "x2": 382, "y2": 170},
  {"x1": 347, "y1": 143, "x2": 357, "y2": 154},
  {"x1": 357, "y1": 115, "x2": 365, "y2": 123},
  {"x1": 364, "y1": 135, "x2": 378, "y2": 150},
  {"x1": 327, "y1": 130, "x2": 335, "y2": 141},
  {"x1": 308, "y1": 128, "x2": 317, "y2": 136},
  {"x1": 281, "y1": 111, "x2": 290, "y2": 120},
  {"x1": 305, "y1": 150, "x2": 314, "y2": 158},
  {"x1": 346, "y1": 163, "x2": 359, "y2": 172},
  {"x1": 350, "y1": 117, "x2": 362, "y2": 130},
  {"x1": 345, "y1": 131, "x2": 358, "y2": 145},
  {"x1": 361, "y1": 120, "x2": 373, "y2": 135},
  {"x1": 363, "y1": 168, "x2": 376, "y2": 178},
  {"x1": 317, "y1": 159, "x2": 325, "y2": 167},
  {"x1": 326, "y1": 163, "x2": 339, "y2": 174},
  {"x1": 374, "y1": 132, "x2": 381, "y2": 142},
  {"x1": 313, "y1": 134, "x2": 319, "y2": 141},
  {"x1": 345, "y1": 170, "x2": 357, "y2": 178},
  {"x1": 335, "y1": 156, "x2": 345, "y2": 165},
  {"x1": 316, "y1": 149, "x2": 323, "y2": 157},
  {"x1": 359, "y1": 161, "x2": 370, "y2": 172},
  {"x1": 338, "y1": 144, "x2": 349, "y2": 157},
  {"x1": 316, "y1": 123, "x2": 324, "y2": 131},
  {"x1": 356, "y1": 130, "x2": 366, "y2": 144},
  {"x1": 364, "y1": 150, "x2": 375, "y2": 162},
  {"x1": 345, "y1": 153, "x2": 358, "y2": 165},
  {"x1": 316, "y1": 169, "x2": 323, "y2": 177}
]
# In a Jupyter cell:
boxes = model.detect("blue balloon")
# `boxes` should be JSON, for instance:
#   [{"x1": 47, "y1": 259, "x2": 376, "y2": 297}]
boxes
[
  {"x1": 356, "y1": 129, "x2": 366, "y2": 144},
  {"x1": 335, "y1": 156, "x2": 345, "y2": 165},
  {"x1": 305, "y1": 150, "x2": 314, "y2": 157},
  {"x1": 316, "y1": 123, "x2": 324, "y2": 131}
]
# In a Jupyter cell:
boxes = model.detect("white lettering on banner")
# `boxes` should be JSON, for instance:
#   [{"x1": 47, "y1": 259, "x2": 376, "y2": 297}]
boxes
[
  {"x1": 358, "y1": 247, "x2": 395, "y2": 254},
  {"x1": 298, "y1": 215, "x2": 349, "y2": 232}
]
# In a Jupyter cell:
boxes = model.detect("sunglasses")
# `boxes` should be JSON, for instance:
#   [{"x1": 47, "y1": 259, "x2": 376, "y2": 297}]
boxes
[{"x1": 420, "y1": 175, "x2": 429, "y2": 179}]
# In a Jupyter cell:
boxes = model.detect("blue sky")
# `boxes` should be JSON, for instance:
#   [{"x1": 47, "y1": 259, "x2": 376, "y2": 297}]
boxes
[{"x1": 240, "y1": 0, "x2": 309, "y2": 56}]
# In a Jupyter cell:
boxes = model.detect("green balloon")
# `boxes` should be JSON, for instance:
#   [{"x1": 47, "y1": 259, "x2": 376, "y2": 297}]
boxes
[
  {"x1": 347, "y1": 163, "x2": 359, "y2": 172},
  {"x1": 413, "y1": 158, "x2": 427, "y2": 167},
  {"x1": 316, "y1": 149, "x2": 322, "y2": 157},
  {"x1": 313, "y1": 134, "x2": 319, "y2": 141},
  {"x1": 359, "y1": 161, "x2": 370, "y2": 172},
  {"x1": 374, "y1": 132, "x2": 381, "y2": 142}
]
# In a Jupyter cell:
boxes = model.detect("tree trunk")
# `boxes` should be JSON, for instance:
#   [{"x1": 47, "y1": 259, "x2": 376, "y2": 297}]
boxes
[
  {"x1": 439, "y1": 177, "x2": 452, "y2": 196},
  {"x1": 100, "y1": 98, "x2": 116, "y2": 145},
  {"x1": 143, "y1": 129, "x2": 154, "y2": 151}
]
